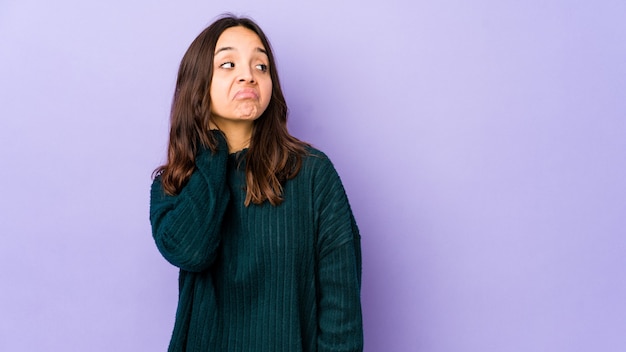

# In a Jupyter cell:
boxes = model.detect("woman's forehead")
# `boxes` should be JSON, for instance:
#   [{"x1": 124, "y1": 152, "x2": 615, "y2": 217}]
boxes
[{"x1": 215, "y1": 26, "x2": 266, "y2": 54}]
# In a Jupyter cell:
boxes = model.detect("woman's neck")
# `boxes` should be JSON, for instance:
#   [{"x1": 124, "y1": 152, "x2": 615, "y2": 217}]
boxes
[{"x1": 210, "y1": 119, "x2": 254, "y2": 153}]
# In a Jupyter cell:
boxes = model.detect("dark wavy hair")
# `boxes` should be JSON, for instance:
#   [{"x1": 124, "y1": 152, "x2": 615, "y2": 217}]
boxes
[{"x1": 154, "y1": 14, "x2": 309, "y2": 206}]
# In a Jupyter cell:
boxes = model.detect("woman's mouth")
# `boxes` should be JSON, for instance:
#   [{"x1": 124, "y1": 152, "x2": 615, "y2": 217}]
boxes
[{"x1": 234, "y1": 88, "x2": 258, "y2": 100}]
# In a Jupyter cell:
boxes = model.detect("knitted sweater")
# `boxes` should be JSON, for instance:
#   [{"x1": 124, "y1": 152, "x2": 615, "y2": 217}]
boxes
[{"x1": 149, "y1": 131, "x2": 363, "y2": 351}]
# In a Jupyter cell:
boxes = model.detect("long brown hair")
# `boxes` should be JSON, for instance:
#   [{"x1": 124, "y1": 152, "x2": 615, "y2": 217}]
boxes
[{"x1": 154, "y1": 15, "x2": 309, "y2": 206}]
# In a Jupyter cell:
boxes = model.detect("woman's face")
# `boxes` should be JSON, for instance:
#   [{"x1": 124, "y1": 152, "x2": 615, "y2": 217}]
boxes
[{"x1": 209, "y1": 26, "x2": 273, "y2": 125}]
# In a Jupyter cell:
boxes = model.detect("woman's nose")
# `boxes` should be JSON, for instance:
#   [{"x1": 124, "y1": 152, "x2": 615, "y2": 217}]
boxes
[{"x1": 238, "y1": 66, "x2": 255, "y2": 83}]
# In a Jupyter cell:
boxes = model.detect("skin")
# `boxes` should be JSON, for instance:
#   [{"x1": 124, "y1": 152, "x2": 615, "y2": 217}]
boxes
[{"x1": 209, "y1": 26, "x2": 273, "y2": 153}]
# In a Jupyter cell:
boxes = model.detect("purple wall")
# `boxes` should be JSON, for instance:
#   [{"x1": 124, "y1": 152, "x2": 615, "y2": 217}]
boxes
[{"x1": 1, "y1": 1, "x2": 625, "y2": 351}]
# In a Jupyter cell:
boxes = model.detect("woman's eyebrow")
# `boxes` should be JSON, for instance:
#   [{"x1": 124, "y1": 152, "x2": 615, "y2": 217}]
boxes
[
  {"x1": 215, "y1": 46, "x2": 234, "y2": 55},
  {"x1": 214, "y1": 46, "x2": 267, "y2": 55}
]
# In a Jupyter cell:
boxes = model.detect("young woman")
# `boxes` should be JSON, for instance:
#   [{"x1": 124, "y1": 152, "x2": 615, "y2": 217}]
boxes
[{"x1": 150, "y1": 15, "x2": 363, "y2": 351}]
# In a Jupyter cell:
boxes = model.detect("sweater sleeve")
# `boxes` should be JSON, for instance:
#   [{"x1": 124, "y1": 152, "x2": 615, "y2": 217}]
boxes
[
  {"x1": 149, "y1": 131, "x2": 231, "y2": 273},
  {"x1": 314, "y1": 155, "x2": 364, "y2": 352}
]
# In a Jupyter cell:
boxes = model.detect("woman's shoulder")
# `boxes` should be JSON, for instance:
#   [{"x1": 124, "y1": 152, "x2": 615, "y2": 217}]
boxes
[
  {"x1": 299, "y1": 145, "x2": 342, "y2": 179},
  {"x1": 302, "y1": 145, "x2": 332, "y2": 167}
]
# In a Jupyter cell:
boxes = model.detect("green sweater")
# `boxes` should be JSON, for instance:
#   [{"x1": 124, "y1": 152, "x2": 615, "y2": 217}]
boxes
[{"x1": 150, "y1": 131, "x2": 363, "y2": 351}]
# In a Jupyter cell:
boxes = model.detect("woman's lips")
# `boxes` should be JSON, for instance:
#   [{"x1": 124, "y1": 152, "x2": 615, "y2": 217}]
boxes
[{"x1": 234, "y1": 88, "x2": 258, "y2": 100}]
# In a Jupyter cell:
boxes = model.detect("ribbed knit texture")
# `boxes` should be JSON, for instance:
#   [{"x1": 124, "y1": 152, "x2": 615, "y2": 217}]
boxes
[{"x1": 150, "y1": 131, "x2": 363, "y2": 352}]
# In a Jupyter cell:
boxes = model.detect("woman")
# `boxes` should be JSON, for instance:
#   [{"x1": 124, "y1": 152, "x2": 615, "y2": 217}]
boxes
[{"x1": 150, "y1": 15, "x2": 363, "y2": 351}]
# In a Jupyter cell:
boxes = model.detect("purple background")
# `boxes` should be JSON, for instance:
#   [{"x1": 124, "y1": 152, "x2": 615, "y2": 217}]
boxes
[{"x1": 1, "y1": 1, "x2": 625, "y2": 351}]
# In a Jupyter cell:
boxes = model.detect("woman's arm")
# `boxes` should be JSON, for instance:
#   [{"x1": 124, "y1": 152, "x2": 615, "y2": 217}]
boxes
[
  {"x1": 314, "y1": 155, "x2": 364, "y2": 352},
  {"x1": 149, "y1": 131, "x2": 231, "y2": 272}
]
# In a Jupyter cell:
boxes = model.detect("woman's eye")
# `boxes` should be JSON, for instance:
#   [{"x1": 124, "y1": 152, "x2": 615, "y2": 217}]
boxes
[
  {"x1": 256, "y1": 64, "x2": 268, "y2": 72},
  {"x1": 219, "y1": 62, "x2": 235, "y2": 69}
]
